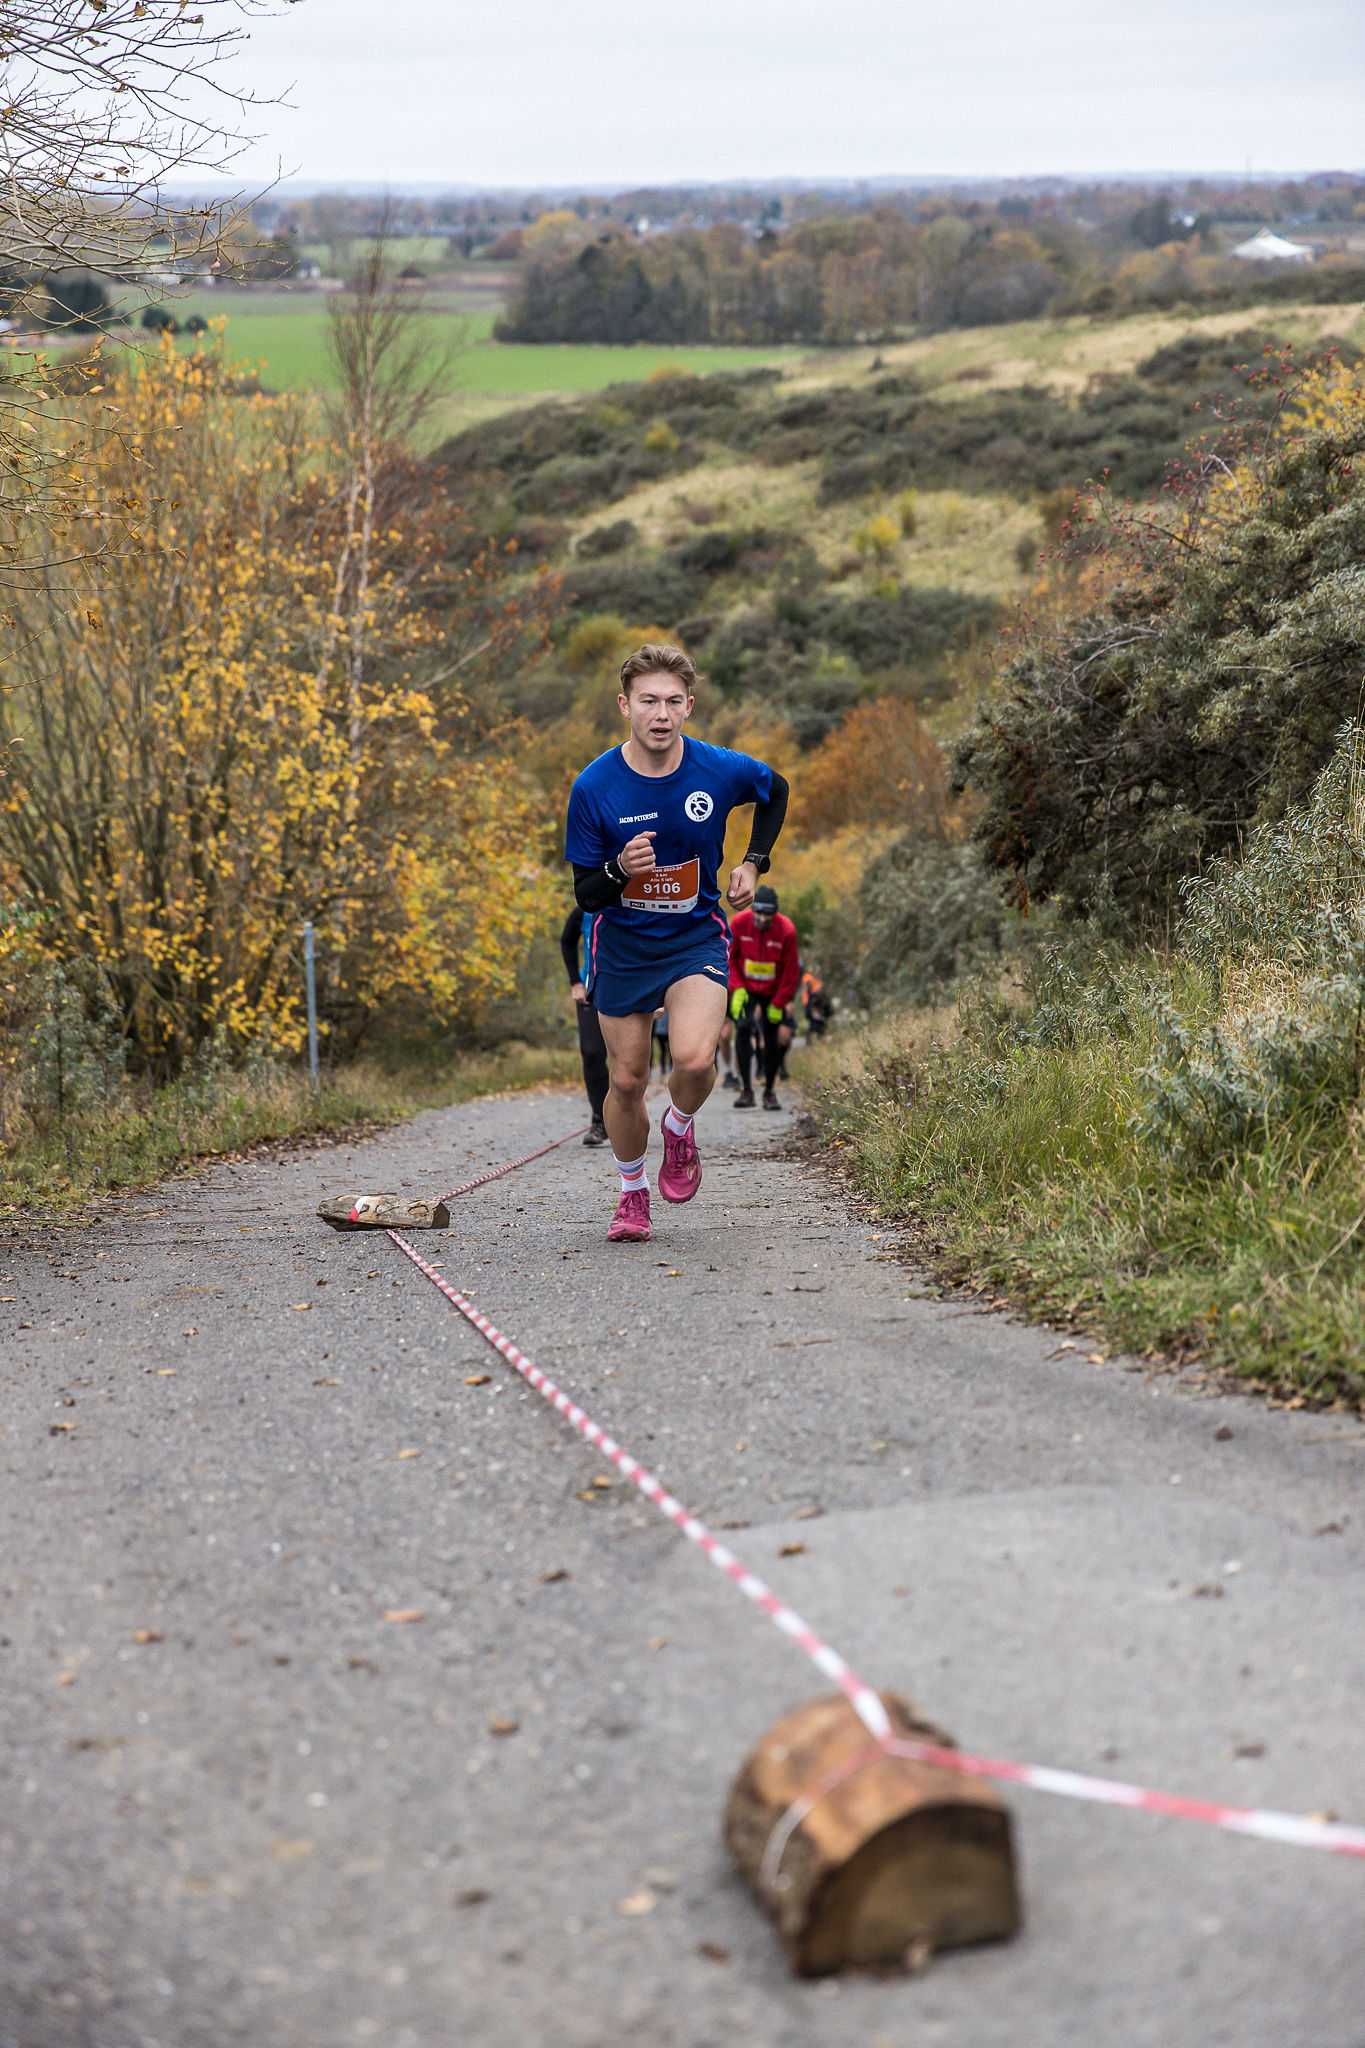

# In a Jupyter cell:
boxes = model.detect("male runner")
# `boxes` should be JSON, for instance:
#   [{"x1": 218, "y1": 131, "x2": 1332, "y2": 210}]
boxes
[
  {"x1": 559, "y1": 906, "x2": 609, "y2": 1145},
  {"x1": 565, "y1": 642, "x2": 789, "y2": 1242},
  {"x1": 728, "y1": 884, "x2": 800, "y2": 1109}
]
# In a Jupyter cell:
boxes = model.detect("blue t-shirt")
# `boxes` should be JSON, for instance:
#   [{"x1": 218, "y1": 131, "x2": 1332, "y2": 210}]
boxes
[{"x1": 565, "y1": 738, "x2": 773, "y2": 938}]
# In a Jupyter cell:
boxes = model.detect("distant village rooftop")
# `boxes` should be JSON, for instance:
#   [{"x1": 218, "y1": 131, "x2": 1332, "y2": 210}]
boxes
[{"x1": 1231, "y1": 228, "x2": 1315, "y2": 264}]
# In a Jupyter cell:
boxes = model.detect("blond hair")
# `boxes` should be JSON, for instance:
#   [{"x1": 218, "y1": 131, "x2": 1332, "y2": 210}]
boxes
[{"x1": 618, "y1": 642, "x2": 697, "y2": 696}]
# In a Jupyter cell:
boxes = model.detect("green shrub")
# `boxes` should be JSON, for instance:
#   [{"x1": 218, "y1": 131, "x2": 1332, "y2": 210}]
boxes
[
  {"x1": 954, "y1": 388, "x2": 1365, "y2": 922},
  {"x1": 858, "y1": 836, "x2": 1012, "y2": 1005},
  {"x1": 576, "y1": 519, "x2": 638, "y2": 558}
]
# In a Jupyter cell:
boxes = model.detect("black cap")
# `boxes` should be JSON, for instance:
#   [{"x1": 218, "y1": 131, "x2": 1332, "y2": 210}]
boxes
[{"x1": 753, "y1": 885, "x2": 779, "y2": 913}]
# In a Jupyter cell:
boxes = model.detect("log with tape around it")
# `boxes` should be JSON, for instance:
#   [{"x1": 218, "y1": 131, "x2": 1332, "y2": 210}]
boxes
[
  {"x1": 725, "y1": 1691, "x2": 1020, "y2": 1976},
  {"x1": 317, "y1": 1194, "x2": 451, "y2": 1232}
]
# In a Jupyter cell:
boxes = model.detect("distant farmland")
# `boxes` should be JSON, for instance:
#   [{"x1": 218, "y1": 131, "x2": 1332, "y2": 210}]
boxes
[{"x1": 156, "y1": 288, "x2": 798, "y2": 419}]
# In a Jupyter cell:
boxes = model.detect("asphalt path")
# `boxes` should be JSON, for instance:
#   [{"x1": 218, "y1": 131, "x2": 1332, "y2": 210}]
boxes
[{"x1": 1, "y1": 1081, "x2": 1362, "y2": 2048}]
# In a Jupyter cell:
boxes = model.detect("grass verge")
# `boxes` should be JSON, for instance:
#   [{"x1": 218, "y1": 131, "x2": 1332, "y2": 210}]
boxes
[
  {"x1": 0, "y1": 1042, "x2": 580, "y2": 1217},
  {"x1": 804, "y1": 993, "x2": 1365, "y2": 1412}
]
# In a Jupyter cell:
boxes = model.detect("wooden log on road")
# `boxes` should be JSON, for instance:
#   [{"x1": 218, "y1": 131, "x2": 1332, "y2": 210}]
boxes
[
  {"x1": 725, "y1": 1691, "x2": 1020, "y2": 1976},
  {"x1": 317, "y1": 1195, "x2": 451, "y2": 1231}
]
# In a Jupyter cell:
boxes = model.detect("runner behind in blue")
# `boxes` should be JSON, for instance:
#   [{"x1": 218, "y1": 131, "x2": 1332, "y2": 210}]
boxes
[{"x1": 564, "y1": 643, "x2": 789, "y2": 1242}]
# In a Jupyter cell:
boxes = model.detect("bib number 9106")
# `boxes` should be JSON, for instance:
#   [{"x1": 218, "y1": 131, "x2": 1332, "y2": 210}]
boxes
[{"x1": 622, "y1": 857, "x2": 700, "y2": 914}]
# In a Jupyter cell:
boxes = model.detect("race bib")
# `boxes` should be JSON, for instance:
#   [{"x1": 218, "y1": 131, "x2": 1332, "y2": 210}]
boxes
[
  {"x1": 743, "y1": 956, "x2": 777, "y2": 982},
  {"x1": 622, "y1": 858, "x2": 700, "y2": 914}
]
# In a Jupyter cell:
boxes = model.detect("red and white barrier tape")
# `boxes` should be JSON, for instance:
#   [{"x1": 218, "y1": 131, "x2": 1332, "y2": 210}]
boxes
[
  {"x1": 438, "y1": 1125, "x2": 589, "y2": 1204},
  {"x1": 386, "y1": 1225, "x2": 890, "y2": 1739},
  {"x1": 391, "y1": 1137, "x2": 1365, "y2": 1865}
]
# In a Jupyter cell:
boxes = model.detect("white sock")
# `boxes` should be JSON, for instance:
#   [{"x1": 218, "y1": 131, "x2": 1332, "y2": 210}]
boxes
[
  {"x1": 615, "y1": 1152, "x2": 649, "y2": 1193},
  {"x1": 662, "y1": 1103, "x2": 695, "y2": 1140}
]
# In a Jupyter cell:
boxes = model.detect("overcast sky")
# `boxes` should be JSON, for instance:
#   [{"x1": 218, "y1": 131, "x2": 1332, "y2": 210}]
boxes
[{"x1": 208, "y1": 0, "x2": 1364, "y2": 189}]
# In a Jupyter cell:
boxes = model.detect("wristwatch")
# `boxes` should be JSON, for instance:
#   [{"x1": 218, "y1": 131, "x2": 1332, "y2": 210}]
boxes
[{"x1": 742, "y1": 850, "x2": 771, "y2": 874}]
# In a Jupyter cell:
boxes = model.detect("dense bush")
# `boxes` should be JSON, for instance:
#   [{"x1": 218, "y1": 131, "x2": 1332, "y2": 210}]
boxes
[
  {"x1": 575, "y1": 518, "x2": 638, "y2": 557},
  {"x1": 954, "y1": 373, "x2": 1365, "y2": 921},
  {"x1": 559, "y1": 523, "x2": 790, "y2": 629},
  {"x1": 856, "y1": 836, "x2": 1011, "y2": 1005},
  {"x1": 429, "y1": 370, "x2": 775, "y2": 518},
  {"x1": 704, "y1": 575, "x2": 998, "y2": 722}
]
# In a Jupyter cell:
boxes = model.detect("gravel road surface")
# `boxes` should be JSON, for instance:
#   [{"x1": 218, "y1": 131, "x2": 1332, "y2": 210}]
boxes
[{"x1": 2, "y1": 1082, "x2": 1362, "y2": 2048}]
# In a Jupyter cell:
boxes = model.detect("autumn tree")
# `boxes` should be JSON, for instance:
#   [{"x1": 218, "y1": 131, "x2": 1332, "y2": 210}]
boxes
[
  {"x1": 0, "y1": 339, "x2": 560, "y2": 1074},
  {"x1": 0, "y1": 0, "x2": 269, "y2": 575}
]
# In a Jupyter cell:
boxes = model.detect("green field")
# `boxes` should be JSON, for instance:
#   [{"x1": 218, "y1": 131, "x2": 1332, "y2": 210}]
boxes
[{"x1": 149, "y1": 292, "x2": 799, "y2": 409}]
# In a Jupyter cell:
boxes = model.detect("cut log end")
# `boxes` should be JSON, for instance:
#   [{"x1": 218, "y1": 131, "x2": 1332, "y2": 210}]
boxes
[
  {"x1": 725, "y1": 1691, "x2": 1021, "y2": 1976},
  {"x1": 317, "y1": 1195, "x2": 451, "y2": 1232}
]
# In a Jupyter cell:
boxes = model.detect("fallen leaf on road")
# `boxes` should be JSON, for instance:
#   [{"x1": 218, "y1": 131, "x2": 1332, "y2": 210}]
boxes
[
  {"x1": 789, "y1": 1283, "x2": 826, "y2": 1292},
  {"x1": 1316, "y1": 1521, "x2": 1344, "y2": 1535},
  {"x1": 464, "y1": 1374, "x2": 491, "y2": 1386},
  {"x1": 132, "y1": 1629, "x2": 163, "y2": 1644},
  {"x1": 665, "y1": 1269, "x2": 683, "y2": 1277},
  {"x1": 272, "y1": 1839, "x2": 313, "y2": 1861},
  {"x1": 182, "y1": 1327, "x2": 197, "y2": 1337},
  {"x1": 55, "y1": 1671, "x2": 76, "y2": 1685},
  {"x1": 1214, "y1": 1423, "x2": 1234, "y2": 1440},
  {"x1": 0, "y1": 1296, "x2": 13, "y2": 1303},
  {"x1": 591, "y1": 1475, "x2": 612, "y2": 1489},
  {"x1": 539, "y1": 1568, "x2": 569, "y2": 1584},
  {"x1": 1231, "y1": 1741, "x2": 1266, "y2": 1759},
  {"x1": 779, "y1": 1542, "x2": 807, "y2": 1557},
  {"x1": 1086, "y1": 1352, "x2": 1106, "y2": 1364},
  {"x1": 795, "y1": 1505, "x2": 823, "y2": 1520},
  {"x1": 48, "y1": 1422, "x2": 74, "y2": 1435},
  {"x1": 647, "y1": 1635, "x2": 668, "y2": 1651},
  {"x1": 617, "y1": 1888, "x2": 656, "y2": 1917},
  {"x1": 156, "y1": 1368, "x2": 178, "y2": 1376},
  {"x1": 1307, "y1": 1808, "x2": 1340, "y2": 1824},
  {"x1": 488, "y1": 1715, "x2": 519, "y2": 1736},
  {"x1": 348, "y1": 1655, "x2": 379, "y2": 1674},
  {"x1": 1190, "y1": 1583, "x2": 1224, "y2": 1598},
  {"x1": 454, "y1": 1887, "x2": 489, "y2": 1907},
  {"x1": 313, "y1": 1378, "x2": 340, "y2": 1386},
  {"x1": 290, "y1": 1303, "x2": 311, "y2": 1312},
  {"x1": 382, "y1": 1608, "x2": 425, "y2": 1625},
  {"x1": 395, "y1": 1448, "x2": 421, "y2": 1460},
  {"x1": 697, "y1": 1940, "x2": 731, "y2": 1963}
]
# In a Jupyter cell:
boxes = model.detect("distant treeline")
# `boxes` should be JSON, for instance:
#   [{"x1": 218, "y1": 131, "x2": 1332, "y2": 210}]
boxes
[
  {"x1": 496, "y1": 208, "x2": 1365, "y2": 347},
  {"x1": 498, "y1": 213, "x2": 1067, "y2": 345}
]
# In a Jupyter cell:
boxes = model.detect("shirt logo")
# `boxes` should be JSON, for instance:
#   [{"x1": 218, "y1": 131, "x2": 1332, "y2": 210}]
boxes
[{"x1": 684, "y1": 789, "x2": 714, "y2": 822}]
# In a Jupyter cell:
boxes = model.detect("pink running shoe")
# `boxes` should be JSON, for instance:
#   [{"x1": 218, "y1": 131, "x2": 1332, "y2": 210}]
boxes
[
  {"x1": 607, "y1": 1187, "x2": 651, "y2": 1242},
  {"x1": 658, "y1": 1112, "x2": 702, "y2": 1203}
]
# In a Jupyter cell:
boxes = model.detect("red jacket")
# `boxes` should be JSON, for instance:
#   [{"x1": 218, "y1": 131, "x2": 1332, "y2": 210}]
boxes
[{"x1": 728, "y1": 910, "x2": 800, "y2": 1009}]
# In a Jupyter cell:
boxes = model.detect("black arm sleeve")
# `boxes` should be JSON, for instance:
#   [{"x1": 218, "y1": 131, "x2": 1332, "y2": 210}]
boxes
[
  {"x1": 573, "y1": 859, "x2": 628, "y2": 913},
  {"x1": 559, "y1": 907, "x2": 584, "y2": 984},
  {"x1": 743, "y1": 769, "x2": 790, "y2": 869}
]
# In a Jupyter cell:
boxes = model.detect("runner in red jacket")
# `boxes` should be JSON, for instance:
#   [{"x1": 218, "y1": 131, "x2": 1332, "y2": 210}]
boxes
[{"x1": 728, "y1": 886, "x2": 801, "y2": 1109}]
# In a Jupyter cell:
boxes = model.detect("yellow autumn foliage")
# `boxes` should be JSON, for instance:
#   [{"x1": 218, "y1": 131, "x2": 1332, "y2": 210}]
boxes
[{"x1": 0, "y1": 342, "x2": 556, "y2": 1072}]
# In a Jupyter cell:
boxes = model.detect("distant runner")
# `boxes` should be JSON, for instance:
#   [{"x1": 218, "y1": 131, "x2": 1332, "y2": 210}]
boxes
[
  {"x1": 564, "y1": 642, "x2": 789, "y2": 1243},
  {"x1": 728, "y1": 885, "x2": 801, "y2": 1109},
  {"x1": 559, "y1": 907, "x2": 609, "y2": 1146},
  {"x1": 801, "y1": 969, "x2": 831, "y2": 1042}
]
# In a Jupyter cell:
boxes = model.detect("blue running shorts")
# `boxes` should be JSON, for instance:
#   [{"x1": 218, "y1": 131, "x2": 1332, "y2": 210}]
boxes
[{"x1": 585, "y1": 909, "x2": 731, "y2": 1018}]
